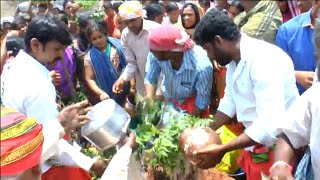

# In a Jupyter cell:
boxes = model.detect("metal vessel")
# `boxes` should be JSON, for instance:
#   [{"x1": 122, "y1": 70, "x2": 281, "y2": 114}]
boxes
[{"x1": 81, "y1": 99, "x2": 131, "y2": 150}]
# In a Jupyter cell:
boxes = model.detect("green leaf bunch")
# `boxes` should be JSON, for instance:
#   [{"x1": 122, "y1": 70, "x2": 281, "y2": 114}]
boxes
[
  {"x1": 135, "y1": 100, "x2": 213, "y2": 176},
  {"x1": 75, "y1": 0, "x2": 98, "y2": 9}
]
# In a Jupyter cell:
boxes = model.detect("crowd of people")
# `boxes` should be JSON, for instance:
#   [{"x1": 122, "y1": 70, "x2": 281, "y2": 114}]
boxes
[{"x1": 0, "y1": 0, "x2": 319, "y2": 180}]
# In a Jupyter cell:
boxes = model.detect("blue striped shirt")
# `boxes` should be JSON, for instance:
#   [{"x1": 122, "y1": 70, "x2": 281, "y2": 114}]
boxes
[{"x1": 145, "y1": 45, "x2": 213, "y2": 109}]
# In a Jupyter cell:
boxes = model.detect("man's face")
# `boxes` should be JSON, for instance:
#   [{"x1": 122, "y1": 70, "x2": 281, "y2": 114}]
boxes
[
  {"x1": 202, "y1": 41, "x2": 233, "y2": 66},
  {"x1": 37, "y1": 7, "x2": 47, "y2": 15},
  {"x1": 215, "y1": 0, "x2": 229, "y2": 9},
  {"x1": 150, "y1": 49, "x2": 169, "y2": 61},
  {"x1": 124, "y1": 17, "x2": 143, "y2": 35},
  {"x1": 276, "y1": 0, "x2": 289, "y2": 14},
  {"x1": 31, "y1": 39, "x2": 66, "y2": 66},
  {"x1": 312, "y1": 0, "x2": 320, "y2": 18},
  {"x1": 297, "y1": 0, "x2": 313, "y2": 13}
]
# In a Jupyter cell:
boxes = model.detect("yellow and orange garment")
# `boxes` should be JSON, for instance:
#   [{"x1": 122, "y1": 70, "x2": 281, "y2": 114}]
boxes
[
  {"x1": 118, "y1": 1, "x2": 146, "y2": 21},
  {"x1": 0, "y1": 107, "x2": 44, "y2": 176}
]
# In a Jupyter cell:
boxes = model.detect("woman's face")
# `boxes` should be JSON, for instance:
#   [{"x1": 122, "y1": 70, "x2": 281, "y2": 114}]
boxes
[
  {"x1": 182, "y1": 6, "x2": 196, "y2": 28},
  {"x1": 90, "y1": 30, "x2": 107, "y2": 50},
  {"x1": 228, "y1": 6, "x2": 240, "y2": 18}
]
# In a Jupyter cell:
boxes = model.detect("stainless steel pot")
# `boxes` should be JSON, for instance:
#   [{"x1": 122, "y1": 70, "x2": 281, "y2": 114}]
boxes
[{"x1": 81, "y1": 99, "x2": 131, "y2": 150}]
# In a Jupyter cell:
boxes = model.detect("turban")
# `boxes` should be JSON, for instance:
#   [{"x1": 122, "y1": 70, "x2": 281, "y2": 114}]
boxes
[
  {"x1": 118, "y1": 1, "x2": 146, "y2": 21},
  {"x1": 149, "y1": 25, "x2": 194, "y2": 52},
  {"x1": 1, "y1": 107, "x2": 44, "y2": 176}
]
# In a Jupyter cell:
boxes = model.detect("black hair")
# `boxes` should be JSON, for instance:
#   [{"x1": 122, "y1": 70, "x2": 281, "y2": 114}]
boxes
[
  {"x1": 181, "y1": 3, "x2": 200, "y2": 29},
  {"x1": 198, "y1": 0, "x2": 211, "y2": 9},
  {"x1": 62, "y1": 0, "x2": 69, "y2": 9},
  {"x1": 193, "y1": 8, "x2": 241, "y2": 46},
  {"x1": 24, "y1": 14, "x2": 72, "y2": 52},
  {"x1": 145, "y1": 3, "x2": 164, "y2": 21},
  {"x1": 1, "y1": 21, "x2": 13, "y2": 31},
  {"x1": 78, "y1": 14, "x2": 94, "y2": 29},
  {"x1": 142, "y1": 0, "x2": 160, "y2": 5},
  {"x1": 57, "y1": 12, "x2": 69, "y2": 26},
  {"x1": 11, "y1": 16, "x2": 28, "y2": 30},
  {"x1": 165, "y1": 2, "x2": 179, "y2": 13},
  {"x1": 38, "y1": 3, "x2": 48, "y2": 10},
  {"x1": 85, "y1": 20, "x2": 108, "y2": 41},
  {"x1": 112, "y1": 1, "x2": 123, "y2": 14},
  {"x1": 6, "y1": 36, "x2": 25, "y2": 57},
  {"x1": 230, "y1": 0, "x2": 244, "y2": 12},
  {"x1": 103, "y1": 1, "x2": 113, "y2": 10}
]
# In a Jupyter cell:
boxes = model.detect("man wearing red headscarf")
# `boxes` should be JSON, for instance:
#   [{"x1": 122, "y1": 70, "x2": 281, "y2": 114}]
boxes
[
  {"x1": 1, "y1": 107, "x2": 44, "y2": 179},
  {"x1": 144, "y1": 25, "x2": 213, "y2": 117}
]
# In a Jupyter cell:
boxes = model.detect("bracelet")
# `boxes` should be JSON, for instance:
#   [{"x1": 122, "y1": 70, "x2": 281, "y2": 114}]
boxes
[{"x1": 271, "y1": 161, "x2": 293, "y2": 172}]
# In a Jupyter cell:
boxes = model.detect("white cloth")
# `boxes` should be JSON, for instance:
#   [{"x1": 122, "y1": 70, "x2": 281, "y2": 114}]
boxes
[
  {"x1": 0, "y1": 51, "x2": 95, "y2": 172},
  {"x1": 278, "y1": 83, "x2": 320, "y2": 180},
  {"x1": 217, "y1": 34, "x2": 299, "y2": 146},
  {"x1": 162, "y1": 16, "x2": 184, "y2": 30},
  {"x1": 314, "y1": 68, "x2": 319, "y2": 83},
  {"x1": 100, "y1": 146, "x2": 132, "y2": 180},
  {"x1": 120, "y1": 19, "x2": 160, "y2": 96}
]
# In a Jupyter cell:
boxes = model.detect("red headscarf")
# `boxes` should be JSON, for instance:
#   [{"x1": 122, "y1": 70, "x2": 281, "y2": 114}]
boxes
[
  {"x1": 149, "y1": 24, "x2": 194, "y2": 52},
  {"x1": 1, "y1": 107, "x2": 44, "y2": 176}
]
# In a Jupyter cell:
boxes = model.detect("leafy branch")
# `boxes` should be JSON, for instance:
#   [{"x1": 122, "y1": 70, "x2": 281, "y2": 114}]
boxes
[{"x1": 135, "y1": 100, "x2": 213, "y2": 176}]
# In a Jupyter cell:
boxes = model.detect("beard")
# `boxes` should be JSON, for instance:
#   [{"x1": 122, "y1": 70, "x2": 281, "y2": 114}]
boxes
[
  {"x1": 46, "y1": 56, "x2": 61, "y2": 67},
  {"x1": 212, "y1": 44, "x2": 233, "y2": 66}
]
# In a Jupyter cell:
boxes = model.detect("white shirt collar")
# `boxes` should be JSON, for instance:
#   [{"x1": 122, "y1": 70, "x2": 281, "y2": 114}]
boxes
[{"x1": 16, "y1": 50, "x2": 50, "y2": 77}]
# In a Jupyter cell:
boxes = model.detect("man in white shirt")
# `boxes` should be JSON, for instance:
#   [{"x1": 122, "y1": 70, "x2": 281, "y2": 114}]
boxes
[
  {"x1": 269, "y1": 20, "x2": 320, "y2": 180},
  {"x1": 112, "y1": 1, "x2": 161, "y2": 96},
  {"x1": 191, "y1": 8, "x2": 299, "y2": 179},
  {"x1": 0, "y1": 14, "x2": 105, "y2": 179},
  {"x1": 315, "y1": 68, "x2": 319, "y2": 82}
]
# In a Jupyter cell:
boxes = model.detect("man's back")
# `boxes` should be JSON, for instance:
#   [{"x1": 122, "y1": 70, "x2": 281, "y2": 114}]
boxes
[{"x1": 237, "y1": 0, "x2": 282, "y2": 44}]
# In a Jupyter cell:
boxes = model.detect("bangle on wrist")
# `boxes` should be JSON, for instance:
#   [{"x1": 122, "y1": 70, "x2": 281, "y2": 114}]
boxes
[{"x1": 272, "y1": 161, "x2": 293, "y2": 172}]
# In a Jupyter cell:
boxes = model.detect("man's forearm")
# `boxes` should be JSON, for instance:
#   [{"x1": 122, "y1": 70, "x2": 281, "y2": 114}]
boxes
[
  {"x1": 211, "y1": 110, "x2": 233, "y2": 130},
  {"x1": 223, "y1": 133, "x2": 257, "y2": 153},
  {"x1": 274, "y1": 134, "x2": 296, "y2": 163},
  {"x1": 145, "y1": 83, "x2": 156, "y2": 98}
]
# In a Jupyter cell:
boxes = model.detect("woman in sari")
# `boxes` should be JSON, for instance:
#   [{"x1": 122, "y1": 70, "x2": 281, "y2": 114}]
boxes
[{"x1": 83, "y1": 20, "x2": 133, "y2": 106}]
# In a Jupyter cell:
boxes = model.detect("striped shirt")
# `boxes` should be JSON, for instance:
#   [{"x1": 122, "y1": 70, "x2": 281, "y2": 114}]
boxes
[
  {"x1": 237, "y1": 0, "x2": 282, "y2": 44},
  {"x1": 145, "y1": 45, "x2": 213, "y2": 109}
]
